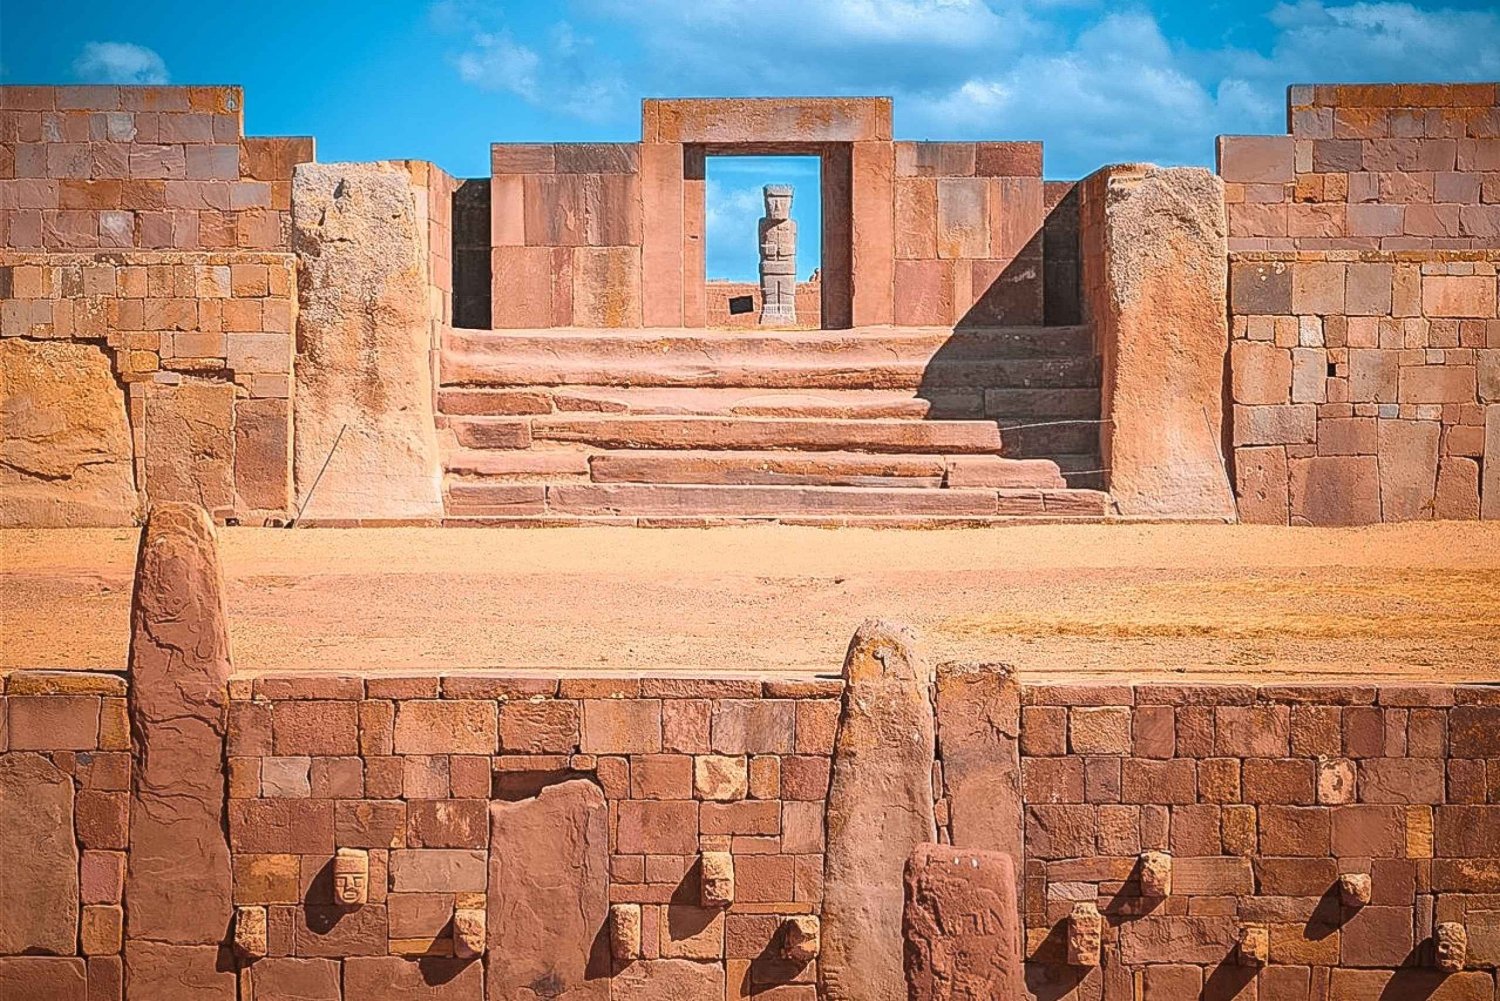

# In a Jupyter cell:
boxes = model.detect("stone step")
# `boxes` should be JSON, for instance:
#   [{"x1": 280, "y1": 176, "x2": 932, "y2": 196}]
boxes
[
  {"x1": 450, "y1": 416, "x2": 1006, "y2": 454},
  {"x1": 443, "y1": 481, "x2": 1110, "y2": 519},
  {"x1": 1052, "y1": 453, "x2": 1106, "y2": 491},
  {"x1": 584, "y1": 451, "x2": 1064, "y2": 489},
  {"x1": 438, "y1": 386, "x2": 957, "y2": 419},
  {"x1": 984, "y1": 388, "x2": 1101, "y2": 420},
  {"x1": 998, "y1": 420, "x2": 1101, "y2": 457},
  {"x1": 442, "y1": 328, "x2": 1099, "y2": 390}
]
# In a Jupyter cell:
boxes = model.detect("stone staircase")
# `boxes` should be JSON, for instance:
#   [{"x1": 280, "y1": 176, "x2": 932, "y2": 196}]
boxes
[{"x1": 436, "y1": 326, "x2": 1109, "y2": 525}]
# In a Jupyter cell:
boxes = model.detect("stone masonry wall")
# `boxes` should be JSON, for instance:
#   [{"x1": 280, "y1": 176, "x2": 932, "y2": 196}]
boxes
[
  {"x1": 0, "y1": 674, "x2": 132, "y2": 999},
  {"x1": 221, "y1": 673, "x2": 835, "y2": 998},
  {"x1": 704, "y1": 279, "x2": 822, "y2": 329},
  {"x1": 0, "y1": 85, "x2": 312, "y2": 252},
  {"x1": 1009, "y1": 680, "x2": 1500, "y2": 1000},
  {"x1": 1230, "y1": 251, "x2": 1499, "y2": 524},
  {"x1": 490, "y1": 143, "x2": 644, "y2": 328},
  {"x1": 0, "y1": 251, "x2": 297, "y2": 524},
  {"x1": 891, "y1": 141, "x2": 1045, "y2": 326},
  {"x1": 1218, "y1": 83, "x2": 1499, "y2": 253}
]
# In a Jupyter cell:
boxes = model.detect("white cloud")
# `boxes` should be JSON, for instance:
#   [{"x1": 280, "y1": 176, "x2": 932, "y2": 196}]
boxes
[
  {"x1": 434, "y1": 4, "x2": 626, "y2": 122},
  {"x1": 72, "y1": 42, "x2": 169, "y2": 85}
]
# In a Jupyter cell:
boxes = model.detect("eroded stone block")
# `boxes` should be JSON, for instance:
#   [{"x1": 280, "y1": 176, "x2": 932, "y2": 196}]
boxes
[
  {"x1": 780, "y1": 915, "x2": 820, "y2": 963},
  {"x1": 610, "y1": 903, "x2": 642, "y2": 962},
  {"x1": 453, "y1": 905, "x2": 485, "y2": 960},
  {"x1": 1436, "y1": 922, "x2": 1468, "y2": 973},
  {"x1": 234, "y1": 905, "x2": 267, "y2": 960},
  {"x1": 1067, "y1": 901, "x2": 1102, "y2": 967},
  {"x1": 700, "y1": 851, "x2": 734, "y2": 908},
  {"x1": 1139, "y1": 850, "x2": 1172, "y2": 898},
  {"x1": 903, "y1": 843, "x2": 1022, "y2": 1000},
  {"x1": 1338, "y1": 872, "x2": 1372, "y2": 908},
  {"x1": 0, "y1": 754, "x2": 78, "y2": 954},
  {"x1": 1238, "y1": 924, "x2": 1269, "y2": 967}
]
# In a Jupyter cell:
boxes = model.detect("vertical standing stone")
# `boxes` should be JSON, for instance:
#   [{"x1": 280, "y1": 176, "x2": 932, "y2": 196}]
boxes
[
  {"x1": 291, "y1": 162, "x2": 443, "y2": 521},
  {"x1": 125, "y1": 502, "x2": 235, "y2": 998},
  {"x1": 1080, "y1": 165, "x2": 1236, "y2": 520},
  {"x1": 902, "y1": 843, "x2": 1022, "y2": 1001},
  {"x1": 821, "y1": 620, "x2": 936, "y2": 1001},
  {"x1": 0, "y1": 754, "x2": 78, "y2": 954},
  {"x1": 487, "y1": 779, "x2": 609, "y2": 1000},
  {"x1": 933, "y1": 662, "x2": 1022, "y2": 868},
  {"x1": 758, "y1": 185, "x2": 797, "y2": 326}
]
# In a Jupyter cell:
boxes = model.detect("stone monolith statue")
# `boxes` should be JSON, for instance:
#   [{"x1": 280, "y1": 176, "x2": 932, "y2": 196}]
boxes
[{"x1": 758, "y1": 184, "x2": 797, "y2": 325}]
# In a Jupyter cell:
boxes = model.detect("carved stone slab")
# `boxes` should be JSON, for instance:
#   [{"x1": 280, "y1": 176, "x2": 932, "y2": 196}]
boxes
[
  {"x1": 487, "y1": 779, "x2": 609, "y2": 999},
  {"x1": 821, "y1": 620, "x2": 936, "y2": 1001},
  {"x1": 903, "y1": 843, "x2": 1022, "y2": 1001},
  {"x1": 0, "y1": 754, "x2": 78, "y2": 954}
]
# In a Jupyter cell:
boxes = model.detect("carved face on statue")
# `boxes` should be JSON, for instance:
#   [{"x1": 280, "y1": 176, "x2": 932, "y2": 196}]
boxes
[
  {"x1": 764, "y1": 185, "x2": 792, "y2": 221},
  {"x1": 333, "y1": 848, "x2": 369, "y2": 907},
  {"x1": 1435, "y1": 922, "x2": 1467, "y2": 973}
]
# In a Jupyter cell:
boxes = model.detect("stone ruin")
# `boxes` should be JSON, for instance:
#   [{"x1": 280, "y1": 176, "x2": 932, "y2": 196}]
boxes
[
  {"x1": 2, "y1": 502, "x2": 1499, "y2": 998},
  {"x1": 2, "y1": 84, "x2": 1496, "y2": 529},
  {"x1": 2, "y1": 79, "x2": 1500, "y2": 999}
]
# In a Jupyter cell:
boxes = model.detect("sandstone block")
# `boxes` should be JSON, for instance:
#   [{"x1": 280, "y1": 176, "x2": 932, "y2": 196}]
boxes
[
  {"x1": 1238, "y1": 924, "x2": 1269, "y2": 966},
  {"x1": 1339, "y1": 872, "x2": 1372, "y2": 908},
  {"x1": 143, "y1": 381, "x2": 235, "y2": 516},
  {"x1": 123, "y1": 942, "x2": 233, "y2": 1000},
  {"x1": 1485, "y1": 406, "x2": 1500, "y2": 520},
  {"x1": 608, "y1": 958, "x2": 723, "y2": 1001},
  {"x1": 1218, "y1": 136, "x2": 1295, "y2": 183},
  {"x1": 1435, "y1": 921, "x2": 1468, "y2": 972},
  {"x1": 694, "y1": 754, "x2": 748, "y2": 801},
  {"x1": 0, "y1": 753, "x2": 79, "y2": 954},
  {"x1": 233, "y1": 905, "x2": 267, "y2": 959},
  {"x1": 609, "y1": 903, "x2": 642, "y2": 961},
  {"x1": 241, "y1": 958, "x2": 340, "y2": 1001},
  {"x1": 700, "y1": 851, "x2": 735, "y2": 908},
  {"x1": 1067, "y1": 901, "x2": 1102, "y2": 967},
  {"x1": 1290, "y1": 455, "x2": 1381, "y2": 526},
  {"x1": 342, "y1": 957, "x2": 483, "y2": 998},
  {"x1": 292, "y1": 162, "x2": 442, "y2": 520},
  {"x1": 934, "y1": 662, "x2": 1021, "y2": 866},
  {"x1": 903, "y1": 844, "x2": 1022, "y2": 1000},
  {"x1": 821, "y1": 620, "x2": 935, "y2": 1001},
  {"x1": 487, "y1": 780, "x2": 609, "y2": 1000},
  {"x1": 1377, "y1": 419, "x2": 1440, "y2": 521},
  {"x1": 0, "y1": 339, "x2": 138, "y2": 526},
  {"x1": 781, "y1": 915, "x2": 820, "y2": 963}
]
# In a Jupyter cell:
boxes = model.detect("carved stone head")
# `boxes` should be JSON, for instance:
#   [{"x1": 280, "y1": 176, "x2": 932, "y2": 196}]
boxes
[
  {"x1": 1238, "y1": 924, "x2": 1269, "y2": 967},
  {"x1": 1338, "y1": 872, "x2": 1372, "y2": 908},
  {"x1": 333, "y1": 847, "x2": 369, "y2": 907},
  {"x1": 700, "y1": 851, "x2": 735, "y2": 908},
  {"x1": 764, "y1": 185, "x2": 793, "y2": 221},
  {"x1": 781, "y1": 915, "x2": 821, "y2": 963},
  {"x1": 1138, "y1": 851, "x2": 1172, "y2": 898},
  {"x1": 1435, "y1": 922, "x2": 1467, "y2": 973}
]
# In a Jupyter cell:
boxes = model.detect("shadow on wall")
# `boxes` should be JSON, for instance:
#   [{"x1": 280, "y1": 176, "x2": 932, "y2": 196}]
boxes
[{"x1": 914, "y1": 187, "x2": 1103, "y2": 488}]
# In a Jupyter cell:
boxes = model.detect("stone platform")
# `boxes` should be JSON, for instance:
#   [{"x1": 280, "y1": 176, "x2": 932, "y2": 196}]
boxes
[{"x1": 436, "y1": 325, "x2": 1109, "y2": 524}]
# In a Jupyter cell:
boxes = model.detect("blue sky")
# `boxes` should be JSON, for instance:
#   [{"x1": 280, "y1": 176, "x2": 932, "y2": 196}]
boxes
[{"x1": 5, "y1": 0, "x2": 1499, "y2": 279}]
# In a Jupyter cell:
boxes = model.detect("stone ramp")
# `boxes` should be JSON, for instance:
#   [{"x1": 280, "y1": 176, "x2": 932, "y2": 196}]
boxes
[{"x1": 437, "y1": 325, "x2": 1107, "y2": 523}]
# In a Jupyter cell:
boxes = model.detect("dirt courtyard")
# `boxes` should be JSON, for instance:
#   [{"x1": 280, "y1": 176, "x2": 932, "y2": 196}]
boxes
[{"x1": 4, "y1": 522, "x2": 1500, "y2": 682}]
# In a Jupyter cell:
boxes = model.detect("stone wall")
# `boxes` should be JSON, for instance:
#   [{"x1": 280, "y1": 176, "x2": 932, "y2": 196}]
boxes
[
  {"x1": 0, "y1": 673, "x2": 131, "y2": 998},
  {"x1": 1219, "y1": 83, "x2": 1498, "y2": 253},
  {"x1": 1009, "y1": 679, "x2": 1500, "y2": 998},
  {"x1": 1230, "y1": 251, "x2": 1499, "y2": 524},
  {"x1": 0, "y1": 85, "x2": 312, "y2": 252},
  {"x1": 5, "y1": 522, "x2": 1500, "y2": 999},
  {"x1": 704, "y1": 279, "x2": 822, "y2": 329},
  {"x1": 890, "y1": 141, "x2": 1045, "y2": 326},
  {"x1": 489, "y1": 143, "x2": 644, "y2": 328},
  {"x1": 1222, "y1": 84, "x2": 1500, "y2": 524},
  {"x1": 0, "y1": 251, "x2": 297, "y2": 524}
]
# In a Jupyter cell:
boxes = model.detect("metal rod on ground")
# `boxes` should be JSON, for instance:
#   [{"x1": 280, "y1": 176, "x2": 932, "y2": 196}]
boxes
[{"x1": 290, "y1": 423, "x2": 348, "y2": 528}]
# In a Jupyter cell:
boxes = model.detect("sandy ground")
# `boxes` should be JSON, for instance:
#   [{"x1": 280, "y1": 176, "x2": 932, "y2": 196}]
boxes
[{"x1": 4, "y1": 523, "x2": 1500, "y2": 682}]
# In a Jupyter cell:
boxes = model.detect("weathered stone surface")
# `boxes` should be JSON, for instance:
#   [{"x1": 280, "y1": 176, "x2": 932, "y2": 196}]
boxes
[
  {"x1": 342, "y1": 957, "x2": 484, "y2": 998},
  {"x1": 127, "y1": 504, "x2": 233, "y2": 949},
  {"x1": 144, "y1": 381, "x2": 235, "y2": 515},
  {"x1": 233, "y1": 906, "x2": 267, "y2": 959},
  {"x1": 0, "y1": 753, "x2": 78, "y2": 954},
  {"x1": 1435, "y1": 921, "x2": 1468, "y2": 972},
  {"x1": 1085, "y1": 166, "x2": 1236, "y2": 519},
  {"x1": 934, "y1": 662, "x2": 1021, "y2": 870},
  {"x1": 609, "y1": 904, "x2": 642, "y2": 961},
  {"x1": 1238, "y1": 924, "x2": 1269, "y2": 966},
  {"x1": 487, "y1": 779, "x2": 609, "y2": 1000},
  {"x1": 292, "y1": 162, "x2": 442, "y2": 520},
  {"x1": 903, "y1": 843, "x2": 1023, "y2": 1001},
  {"x1": 1338, "y1": 871, "x2": 1372, "y2": 907},
  {"x1": 123, "y1": 942, "x2": 234, "y2": 1000},
  {"x1": 700, "y1": 850, "x2": 734, "y2": 908},
  {"x1": 1068, "y1": 901, "x2": 1102, "y2": 967},
  {"x1": 1377, "y1": 419, "x2": 1440, "y2": 521},
  {"x1": 0, "y1": 339, "x2": 137, "y2": 527},
  {"x1": 1483, "y1": 406, "x2": 1500, "y2": 520},
  {"x1": 1139, "y1": 850, "x2": 1173, "y2": 897},
  {"x1": 607, "y1": 959, "x2": 724, "y2": 1001},
  {"x1": 453, "y1": 906, "x2": 486, "y2": 960},
  {"x1": 781, "y1": 915, "x2": 820, "y2": 963},
  {"x1": 241, "y1": 958, "x2": 341, "y2": 1001},
  {"x1": 0, "y1": 957, "x2": 87, "y2": 1001},
  {"x1": 821, "y1": 619, "x2": 936, "y2": 1001}
]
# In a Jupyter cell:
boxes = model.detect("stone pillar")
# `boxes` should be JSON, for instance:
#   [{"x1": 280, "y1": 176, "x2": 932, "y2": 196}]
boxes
[
  {"x1": 903, "y1": 844, "x2": 1023, "y2": 1000},
  {"x1": 934, "y1": 662, "x2": 1023, "y2": 870},
  {"x1": 1080, "y1": 164, "x2": 1237, "y2": 520},
  {"x1": 125, "y1": 503, "x2": 235, "y2": 999},
  {"x1": 758, "y1": 185, "x2": 797, "y2": 325},
  {"x1": 820, "y1": 620, "x2": 936, "y2": 1001},
  {"x1": 291, "y1": 162, "x2": 443, "y2": 522}
]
